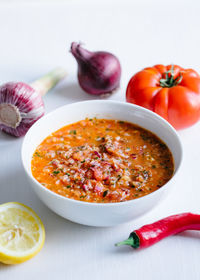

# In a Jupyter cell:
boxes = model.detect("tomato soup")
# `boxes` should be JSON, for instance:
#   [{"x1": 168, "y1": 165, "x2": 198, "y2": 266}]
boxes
[{"x1": 31, "y1": 119, "x2": 174, "y2": 203}]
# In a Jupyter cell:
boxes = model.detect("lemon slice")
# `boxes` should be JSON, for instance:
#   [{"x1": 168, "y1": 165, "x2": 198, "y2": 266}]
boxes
[{"x1": 0, "y1": 202, "x2": 45, "y2": 264}]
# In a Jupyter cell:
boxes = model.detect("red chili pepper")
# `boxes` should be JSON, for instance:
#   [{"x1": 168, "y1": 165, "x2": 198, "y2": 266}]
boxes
[{"x1": 115, "y1": 213, "x2": 200, "y2": 249}]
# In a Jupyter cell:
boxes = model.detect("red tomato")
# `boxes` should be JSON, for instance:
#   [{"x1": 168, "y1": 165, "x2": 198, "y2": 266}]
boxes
[{"x1": 126, "y1": 64, "x2": 200, "y2": 130}]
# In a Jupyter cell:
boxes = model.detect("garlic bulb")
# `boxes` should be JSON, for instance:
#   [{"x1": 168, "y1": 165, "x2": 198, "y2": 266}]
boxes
[{"x1": 0, "y1": 68, "x2": 67, "y2": 137}]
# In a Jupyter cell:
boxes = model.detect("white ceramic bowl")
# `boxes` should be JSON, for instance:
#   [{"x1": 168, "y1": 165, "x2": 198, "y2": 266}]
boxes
[{"x1": 21, "y1": 100, "x2": 182, "y2": 227}]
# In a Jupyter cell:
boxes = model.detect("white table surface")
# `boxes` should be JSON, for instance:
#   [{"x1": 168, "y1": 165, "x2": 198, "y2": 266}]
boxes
[{"x1": 0, "y1": 0, "x2": 200, "y2": 279}]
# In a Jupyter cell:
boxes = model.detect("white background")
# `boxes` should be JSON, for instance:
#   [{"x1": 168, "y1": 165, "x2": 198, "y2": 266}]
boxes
[{"x1": 0, "y1": 0, "x2": 200, "y2": 279}]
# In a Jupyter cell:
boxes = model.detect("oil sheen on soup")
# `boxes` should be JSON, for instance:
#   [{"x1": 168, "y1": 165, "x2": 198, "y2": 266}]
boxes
[{"x1": 31, "y1": 118, "x2": 174, "y2": 203}]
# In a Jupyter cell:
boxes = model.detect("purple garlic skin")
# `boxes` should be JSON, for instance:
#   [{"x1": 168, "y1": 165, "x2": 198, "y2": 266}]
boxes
[
  {"x1": 0, "y1": 82, "x2": 44, "y2": 137},
  {"x1": 71, "y1": 42, "x2": 121, "y2": 95}
]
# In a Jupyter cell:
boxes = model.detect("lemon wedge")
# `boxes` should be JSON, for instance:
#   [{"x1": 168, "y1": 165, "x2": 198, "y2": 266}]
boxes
[{"x1": 0, "y1": 202, "x2": 45, "y2": 264}]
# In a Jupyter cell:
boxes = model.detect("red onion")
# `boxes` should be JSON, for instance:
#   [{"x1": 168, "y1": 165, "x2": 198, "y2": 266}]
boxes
[
  {"x1": 71, "y1": 42, "x2": 121, "y2": 95},
  {"x1": 0, "y1": 68, "x2": 67, "y2": 137}
]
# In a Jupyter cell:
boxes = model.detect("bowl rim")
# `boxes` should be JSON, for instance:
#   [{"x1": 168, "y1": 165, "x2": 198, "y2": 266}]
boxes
[{"x1": 21, "y1": 100, "x2": 183, "y2": 207}]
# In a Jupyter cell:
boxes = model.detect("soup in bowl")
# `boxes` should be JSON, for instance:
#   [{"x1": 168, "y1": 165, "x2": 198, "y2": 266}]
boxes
[{"x1": 22, "y1": 101, "x2": 182, "y2": 226}]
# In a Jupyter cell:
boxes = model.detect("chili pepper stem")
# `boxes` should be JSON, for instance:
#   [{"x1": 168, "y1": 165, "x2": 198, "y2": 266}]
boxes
[
  {"x1": 115, "y1": 237, "x2": 134, "y2": 247},
  {"x1": 115, "y1": 233, "x2": 140, "y2": 249},
  {"x1": 30, "y1": 67, "x2": 67, "y2": 96}
]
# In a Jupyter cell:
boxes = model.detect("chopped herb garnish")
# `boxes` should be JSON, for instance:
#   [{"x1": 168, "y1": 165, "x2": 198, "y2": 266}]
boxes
[
  {"x1": 80, "y1": 195, "x2": 86, "y2": 199},
  {"x1": 140, "y1": 134, "x2": 148, "y2": 141},
  {"x1": 35, "y1": 152, "x2": 42, "y2": 157},
  {"x1": 159, "y1": 143, "x2": 166, "y2": 148},
  {"x1": 65, "y1": 173, "x2": 70, "y2": 176},
  {"x1": 81, "y1": 160, "x2": 86, "y2": 163},
  {"x1": 94, "y1": 157, "x2": 99, "y2": 160},
  {"x1": 152, "y1": 165, "x2": 156, "y2": 169},
  {"x1": 131, "y1": 182, "x2": 141, "y2": 189},
  {"x1": 117, "y1": 175, "x2": 122, "y2": 182},
  {"x1": 66, "y1": 185, "x2": 71, "y2": 188},
  {"x1": 118, "y1": 121, "x2": 124, "y2": 124},
  {"x1": 103, "y1": 190, "x2": 108, "y2": 197},
  {"x1": 143, "y1": 170, "x2": 149, "y2": 180},
  {"x1": 70, "y1": 130, "x2": 77, "y2": 135},
  {"x1": 89, "y1": 118, "x2": 93, "y2": 121},
  {"x1": 78, "y1": 145, "x2": 85, "y2": 150},
  {"x1": 159, "y1": 143, "x2": 166, "y2": 149},
  {"x1": 53, "y1": 170, "x2": 60, "y2": 175}
]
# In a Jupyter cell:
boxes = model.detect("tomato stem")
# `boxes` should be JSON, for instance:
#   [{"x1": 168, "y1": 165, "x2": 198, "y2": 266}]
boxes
[{"x1": 159, "y1": 65, "x2": 182, "y2": 88}]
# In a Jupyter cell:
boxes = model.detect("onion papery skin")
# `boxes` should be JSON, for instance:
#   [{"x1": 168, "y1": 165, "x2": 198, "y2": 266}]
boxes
[
  {"x1": 71, "y1": 42, "x2": 121, "y2": 95},
  {"x1": 0, "y1": 82, "x2": 44, "y2": 137}
]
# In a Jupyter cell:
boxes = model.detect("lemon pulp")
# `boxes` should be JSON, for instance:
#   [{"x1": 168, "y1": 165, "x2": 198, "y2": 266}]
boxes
[{"x1": 0, "y1": 202, "x2": 45, "y2": 264}]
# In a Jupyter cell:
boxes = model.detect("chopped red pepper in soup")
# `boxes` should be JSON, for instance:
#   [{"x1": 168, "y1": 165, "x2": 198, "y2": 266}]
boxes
[{"x1": 31, "y1": 119, "x2": 174, "y2": 203}]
